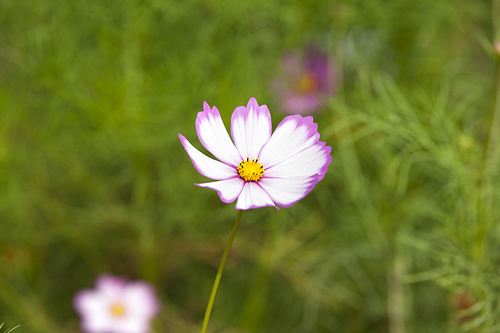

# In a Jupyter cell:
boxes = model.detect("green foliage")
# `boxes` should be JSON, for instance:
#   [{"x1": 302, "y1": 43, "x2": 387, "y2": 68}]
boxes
[
  {"x1": 1, "y1": 323, "x2": 20, "y2": 333},
  {"x1": 0, "y1": 0, "x2": 499, "y2": 332}
]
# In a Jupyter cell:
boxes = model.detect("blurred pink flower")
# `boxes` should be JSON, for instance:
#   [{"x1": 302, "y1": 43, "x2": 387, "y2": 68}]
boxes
[
  {"x1": 73, "y1": 274, "x2": 161, "y2": 333},
  {"x1": 274, "y1": 47, "x2": 338, "y2": 115}
]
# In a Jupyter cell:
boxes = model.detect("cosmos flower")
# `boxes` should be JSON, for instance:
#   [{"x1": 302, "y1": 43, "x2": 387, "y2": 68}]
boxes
[
  {"x1": 273, "y1": 47, "x2": 338, "y2": 115},
  {"x1": 178, "y1": 97, "x2": 332, "y2": 210},
  {"x1": 73, "y1": 274, "x2": 161, "y2": 333}
]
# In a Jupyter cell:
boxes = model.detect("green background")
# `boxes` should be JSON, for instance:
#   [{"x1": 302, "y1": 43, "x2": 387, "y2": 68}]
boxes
[{"x1": 1, "y1": 0, "x2": 499, "y2": 332}]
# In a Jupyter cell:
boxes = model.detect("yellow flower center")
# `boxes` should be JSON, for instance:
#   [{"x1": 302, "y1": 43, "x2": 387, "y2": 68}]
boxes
[
  {"x1": 237, "y1": 157, "x2": 264, "y2": 182},
  {"x1": 110, "y1": 303, "x2": 126, "y2": 317},
  {"x1": 299, "y1": 72, "x2": 317, "y2": 94}
]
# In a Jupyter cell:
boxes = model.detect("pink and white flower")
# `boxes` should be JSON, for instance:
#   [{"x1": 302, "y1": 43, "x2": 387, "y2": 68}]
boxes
[
  {"x1": 73, "y1": 274, "x2": 161, "y2": 333},
  {"x1": 273, "y1": 47, "x2": 338, "y2": 115},
  {"x1": 178, "y1": 97, "x2": 332, "y2": 210}
]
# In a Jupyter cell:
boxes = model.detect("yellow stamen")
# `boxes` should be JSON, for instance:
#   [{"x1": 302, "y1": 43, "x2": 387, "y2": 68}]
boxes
[
  {"x1": 299, "y1": 73, "x2": 317, "y2": 94},
  {"x1": 237, "y1": 157, "x2": 264, "y2": 182},
  {"x1": 110, "y1": 303, "x2": 126, "y2": 317}
]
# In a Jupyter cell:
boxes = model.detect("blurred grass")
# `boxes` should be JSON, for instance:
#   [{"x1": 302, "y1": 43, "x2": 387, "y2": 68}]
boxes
[
  {"x1": 0, "y1": 0, "x2": 499, "y2": 332},
  {"x1": 0, "y1": 323, "x2": 21, "y2": 333}
]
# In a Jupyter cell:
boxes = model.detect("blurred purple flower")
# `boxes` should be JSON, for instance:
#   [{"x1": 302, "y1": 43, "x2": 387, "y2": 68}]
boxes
[
  {"x1": 274, "y1": 47, "x2": 338, "y2": 115},
  {"x1": 73, "y1": 274, "x2": 161, "y2": 333}
]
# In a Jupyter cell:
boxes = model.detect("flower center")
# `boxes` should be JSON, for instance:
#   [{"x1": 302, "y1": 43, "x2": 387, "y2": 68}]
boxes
[
  {"x1": 110, "y1": 303, "x2": 126, "y2": 317},
  {"x1": 237, "y1": 157, "x2": 264, "y2": 182},
  {"x1": 298, "y1": 72, "x2": 317, "y2": 94}
]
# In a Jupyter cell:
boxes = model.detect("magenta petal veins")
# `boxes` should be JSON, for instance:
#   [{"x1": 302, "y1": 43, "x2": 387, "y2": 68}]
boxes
[
  {"x1": 231, "y1": 97, "x2": 272, "y2": 159},
  {"x1": 196, "y1": 178, "x2": 245, "y2": 204},
  {"x1": 179, "y1": 134, "x2": 237, "y2": 180},
  {"x1": 259, "y1": 175, "x2": 322, "y2": 208},
  {"x1": 258, "y1": 115, "x2": 320, "y2": 169},
  {"x1": 235, "y1": 182, "x2": 276, "y2": 210},
  {"x1": 196, "y1": 102, "x2": 242, "y2": 167},
  {"x1": 178, "y1": 97, "x2": 332, "y2": 210},
  {"x1": 264, "y1": 141, "x2": 332, "y2": 179}
]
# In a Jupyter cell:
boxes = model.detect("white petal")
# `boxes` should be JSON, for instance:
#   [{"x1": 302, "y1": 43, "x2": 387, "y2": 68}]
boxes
[
  {"x1": 264, "y1": 142, "x2": 332, "y2": 178},
  {"x1": 259, "y1": 175, "x2": 322, "y2": 207},
  {"x1": 196, "y1": 102, "x2": 242, "y2": 167},
  {"x1": 196, "y1": 178, "x2": 245, "y2": 203},
  {"x1": 74, "y1": 290, "x2": 103, "y2": 314},
  {"x1": 235, "y1": 182, "x2": 277, "y2": 210},
  {"x1": 74, "y1": 292, "x2": 113, "y2": 333},
  {"x1": 113, "y1": 317, "x2": 151, "y2": 333},
  {"x1": 82, "y1": 315, "x2": 114, "y2": 333},
  {"x1": 231, "y1": 97, "x2": 272, "y2": 159},
  {"x1": 258, "y1": 115, "x2": 320, "y2": 168},
  {"x1": 178, "y1": 134, "x2": 237, "y2": 180},
  {"x1": 124, "y1": 282, "x2": 160, "y2": 317}
]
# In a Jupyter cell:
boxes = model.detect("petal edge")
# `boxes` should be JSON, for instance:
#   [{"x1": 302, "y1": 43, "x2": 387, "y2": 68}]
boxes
[
  {"x1": 196, "y1": 103, "x2": 241, "y2": 167},
  {"x1": 259, "y1": 175, "x2": 323, "y2": 208},
  {"x1": 235, "y1": 182, "x2": 277, "y2": 210},
  {"x1": 231, "y1": 97, "x2": 272, "y2": 159},
  {"x1": 179, "y1": 134, "x2": 236, "y2": 180},
  {"x1": 196, "y1": 178, "x2": 245, "y2": 204},
  {"x1": 259, "y1": 114, "x2": 320, "y2": 168}
]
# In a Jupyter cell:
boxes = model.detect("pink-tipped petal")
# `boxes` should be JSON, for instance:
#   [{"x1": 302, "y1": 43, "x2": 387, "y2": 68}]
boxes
[
  {"x1": 179, "y1": 134, "x2": 237, "y2": 180},
  {"x1": 235, "y1": 182, "x2": 277, "y2": 210},
  {"x1": 231, "y1": 97, "x2": 272, "y2": 159},
  {"x1": 95, "y1": 274, "x2": 126, "y2": 297},
  {"x1": 196, "y1": 102, "x2": 242, "y2": 167},
  {"x1": 196, "y1": 178, "x2": 245, "y2": 203},
  {"x1": 264, "y1": 142, "x2": 332, "y2": 179},
  {"x1": 259, "y1": 175, "x2": 323, "y2": 207},
  {"x1": 258, "y1": 115, "x2": 320, "y2": 168}
]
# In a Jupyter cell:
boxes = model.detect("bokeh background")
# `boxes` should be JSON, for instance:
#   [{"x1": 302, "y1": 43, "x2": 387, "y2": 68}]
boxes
[{"x1": 1, "y1": 0, "x2": 500, "y2": 332}]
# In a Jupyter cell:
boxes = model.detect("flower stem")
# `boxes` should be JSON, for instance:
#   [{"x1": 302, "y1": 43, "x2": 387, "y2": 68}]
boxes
[
  {"x1": 200, "y1": 210, "x2": 244, "y2": 333},
  {"x1": 388, "y1": 252, "x2": 406, "y2": 333}
]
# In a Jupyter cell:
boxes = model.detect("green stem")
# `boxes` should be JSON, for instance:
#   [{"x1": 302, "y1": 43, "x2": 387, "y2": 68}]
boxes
[
  {"x1": 387, "y1": 253, "x2": 406, "y2": 333},
  {"x1": 200, "y1": 210, "x2": 244, "y2": 333}
]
